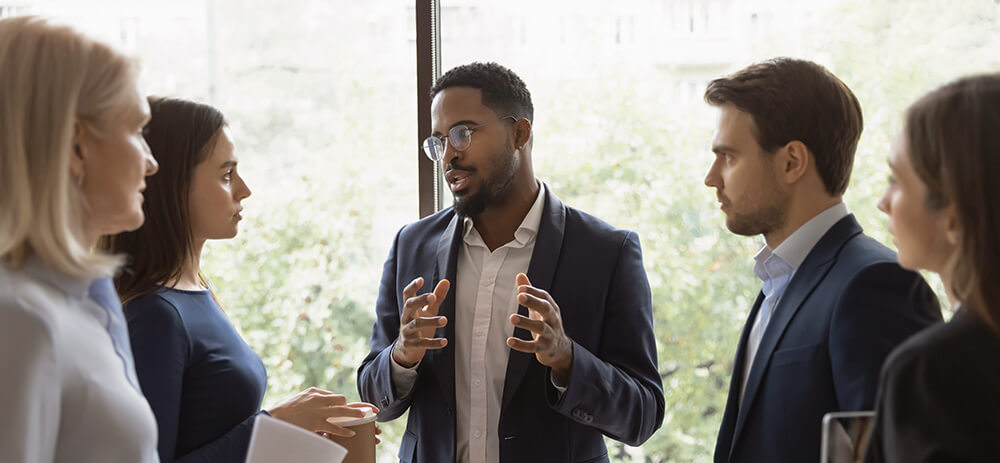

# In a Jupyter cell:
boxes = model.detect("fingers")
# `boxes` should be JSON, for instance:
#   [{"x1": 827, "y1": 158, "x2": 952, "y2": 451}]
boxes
[
  {"x1": 516, "y1": 292, "x2": 556, "y2": 324},
  {"x1": 402, "y1": 277, "x2": 423, "y2": 300},
  {"x1": 410, "y1": 316, "x2": 447, "y2": 330},
  {"x1": 516, "y1": 273, "x2": 531, "y2": 287},
  {"x1": 346, "y1": 402, "x2": 379, "y2": 414},
  {"x1": 509, "y1": 313, "x2": 548, "y2": 336},
  {"x1": 316, "y1": 422, "x2": 356, "y2": 438},
  {"x1": 507, "y1": 336, "x2": 538, "y2": 353},
  {"x1": 328, "y1": 405, "x2": 368, "y2": 419},
  {"x1": 424, "y1": 279, "x2": 451, "y2": 317},
  {"x1": 400, "y1": 336, "x2": 448, "y2": 350}
]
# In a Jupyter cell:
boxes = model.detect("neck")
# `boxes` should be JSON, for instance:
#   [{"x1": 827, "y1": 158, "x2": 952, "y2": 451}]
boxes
[
  {"x1": 472, "y1": 176, "x2": 540, "y2": 251},
  {"x1": 937, "y1": 265, "x2": 961, "y2": 309},
  {"x1": 173, "y1": 238, "x2": 206, "y2": 291},
  {"x1": 763, "y1": 195, "x2": 842, "y2": 250}
]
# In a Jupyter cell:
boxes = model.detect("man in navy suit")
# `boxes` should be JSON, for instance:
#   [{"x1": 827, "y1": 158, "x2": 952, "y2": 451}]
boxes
[
  {"x1": 703, "y1": 58, "x2": 942, "y2": 463},
  {"x1": 357, "y1": 62, "x2": 664, "y2": 463}
]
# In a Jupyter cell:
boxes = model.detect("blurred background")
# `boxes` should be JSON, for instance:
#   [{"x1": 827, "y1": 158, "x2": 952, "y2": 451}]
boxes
[{"x1": 6, "y1": 0, "x2": 999, "y2": 460}]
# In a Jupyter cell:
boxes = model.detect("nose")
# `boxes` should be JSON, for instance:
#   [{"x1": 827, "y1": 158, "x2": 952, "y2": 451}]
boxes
[
  {"x1": 441, "y1": 139, "x2": 460, "y2": 167},
  {"x1": 145, "y1": 151, "x2": 159, "y2": 176},
  {"x1": 877, "y1": 187, "x2": 891, "y2": 215},
  {"x1": 704, "y1": 158, "x2": 721, "y2": 189},
  {"x1": 237, "y1": 174, "x2": 252, "y2": 200}
]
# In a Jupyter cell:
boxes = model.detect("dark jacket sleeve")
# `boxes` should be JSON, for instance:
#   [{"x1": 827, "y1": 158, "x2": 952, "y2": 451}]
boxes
[
  {"x1": 357, "y1": 228, "x2": 419, "y2": 420},
  {"x1": 127, "y1": 296, "x2": 264, "y2": 463},
  {"x1": 546, "y1": 231, "x2": 665, "y2": 446},
  {"x1": 828, "y1": 263, "x2": 941, "y2": 411}
]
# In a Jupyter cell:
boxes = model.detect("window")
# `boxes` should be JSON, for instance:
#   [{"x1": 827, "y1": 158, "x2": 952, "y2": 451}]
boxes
[{"x1": 439, "y1": 0, "x2": 999, "y2": 460}]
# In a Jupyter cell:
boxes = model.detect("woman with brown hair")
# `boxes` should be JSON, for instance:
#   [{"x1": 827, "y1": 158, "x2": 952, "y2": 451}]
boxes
[
  {"x1": 868, "y1": 73, "x2": 1000, "y2": 461},
  {"x1": 101, "y1": 97, "x2": 376, "y2": 462}
]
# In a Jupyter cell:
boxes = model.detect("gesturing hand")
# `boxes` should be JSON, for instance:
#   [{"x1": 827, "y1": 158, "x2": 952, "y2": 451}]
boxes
[
  {"x1": 392, "y1": 277, "x2": 451, "y2": 368},
  {"x1": 506, "y1": 273, "x2": 574, "y2": 384}
]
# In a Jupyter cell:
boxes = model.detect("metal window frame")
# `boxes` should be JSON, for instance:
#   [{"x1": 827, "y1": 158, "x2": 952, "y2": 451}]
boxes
[{"x1": 416, "y1": 0, "x2": 444, "y2": 218}]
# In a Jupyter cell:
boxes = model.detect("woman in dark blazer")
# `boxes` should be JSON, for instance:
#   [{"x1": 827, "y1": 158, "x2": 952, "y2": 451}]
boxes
[
  {"x1": 869, "y1": 73, "x2": 1000, "y2": 462},
  {"x1": 101, "y1": 97, "x2": 376, "y2": 462}
]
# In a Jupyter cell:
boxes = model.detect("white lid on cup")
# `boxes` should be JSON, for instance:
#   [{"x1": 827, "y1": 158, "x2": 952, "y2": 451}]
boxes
[{"x1": 326, "y1": 406, "x2": 377, "y2": 427}]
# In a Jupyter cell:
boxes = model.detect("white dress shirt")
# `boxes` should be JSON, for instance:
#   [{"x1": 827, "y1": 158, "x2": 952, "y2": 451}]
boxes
[
  {"x1": 740, "y1": 202, "x2": 850, "y2": 401},
  {"x1": 0, "y1": 257, "x2": 158, "y2": 463},
  {"x1": 392, "y1": 183, "x2": 548, "y2": 463}
]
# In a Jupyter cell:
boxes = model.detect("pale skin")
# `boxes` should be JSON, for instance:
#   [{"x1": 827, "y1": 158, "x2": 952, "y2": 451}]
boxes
[
  {"x1": 877, "y1": 134, "x2": 960, "y2": 306},
  {"x1": 166, "y1": 127, "x2": 380, "y2": 440},
  {"x1": 391, "y1": 87, "x2": 574, "y2": 384},
  {"x1": 704, "y1": 103, "x2": 842, "y2": 250},
  {"x1": 71, "y1": 86, "x2": 158, "y2": 248}
]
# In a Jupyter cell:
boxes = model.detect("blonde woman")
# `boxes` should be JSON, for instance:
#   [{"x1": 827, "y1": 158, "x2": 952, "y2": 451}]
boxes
[{"x1": 0, "y1": 16, "x2": 160, "y2": 462}]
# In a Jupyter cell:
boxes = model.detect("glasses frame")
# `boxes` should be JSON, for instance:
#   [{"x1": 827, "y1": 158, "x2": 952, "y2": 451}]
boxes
[{"x1": 422, "y1": 115, "x2": 517, "y2": 161}]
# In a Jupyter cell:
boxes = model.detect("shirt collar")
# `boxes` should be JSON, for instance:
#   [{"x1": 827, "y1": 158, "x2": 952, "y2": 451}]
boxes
[
  {"x1": 20, "y1": 255, "x2": 93, "y2": 300},
  {"x1": 463, "y1": 181, "x2": 546, "y2": 249},
  {"x1": 753, "y1": 202, "x2": 850, "y2": 281}
]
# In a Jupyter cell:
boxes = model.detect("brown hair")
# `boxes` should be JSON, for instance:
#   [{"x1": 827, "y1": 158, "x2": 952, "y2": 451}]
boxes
[
  {"x1": 704, "y1": 57, "x2": 863, "y2": 196},
  {"x1": 904, "y1": 73, "x2": 1000, "y2": 334},
  {"x1": 99, "y1": 97, "x2": 225, "y2": 304}
]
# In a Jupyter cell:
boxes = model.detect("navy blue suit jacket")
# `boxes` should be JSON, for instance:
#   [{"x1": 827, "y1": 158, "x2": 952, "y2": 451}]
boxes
[
  {"x1": 358, "y1": 187, "x2": 664, "y2": 463},
  {"x1": 713, "y1": 215, "x2": 942, "y2": 463}
]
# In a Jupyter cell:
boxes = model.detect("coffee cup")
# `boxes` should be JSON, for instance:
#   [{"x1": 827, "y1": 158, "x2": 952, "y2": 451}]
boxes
[{"x1": 327, "y1": 407, "x2": 377, "y2": 463}]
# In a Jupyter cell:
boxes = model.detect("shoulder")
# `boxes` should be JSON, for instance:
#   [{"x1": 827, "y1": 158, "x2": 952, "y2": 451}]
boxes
[
  {"x1": 835, "y1": 232, "x2": 899, "y2": 273},
  {"x1": 124, "y1": 291, "x2": 189, "y2": 336},
  {"x1": 0, "y1": 264, "x2": 63, "y2": 338},
  {"x1": 395, "y1": 207, "x2": 456, "y2": 244},
  {"x1": 0, "y1": 266, "x2": 62, "y2": 363},
  {"x1": 562, "y1": 203, "x2": 637, "y2": 249},
  {"x1": 888, "y1": 314, "x2": 997, "y2": 375}
]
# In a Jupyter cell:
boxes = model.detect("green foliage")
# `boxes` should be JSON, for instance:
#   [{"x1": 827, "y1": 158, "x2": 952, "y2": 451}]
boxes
[{"x1": 184, "y1": 1, "x2": 999, "y2": 462}]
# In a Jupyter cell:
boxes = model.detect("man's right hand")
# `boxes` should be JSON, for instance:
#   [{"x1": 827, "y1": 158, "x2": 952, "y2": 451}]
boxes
[{"x1": 391, "y1": 277, "x2": 450, "y2": 368}]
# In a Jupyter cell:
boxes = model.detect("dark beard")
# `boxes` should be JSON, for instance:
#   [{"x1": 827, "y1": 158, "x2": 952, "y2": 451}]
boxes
[{"x1": 453, "y1": 141, "x2": 518, "y2": 218}]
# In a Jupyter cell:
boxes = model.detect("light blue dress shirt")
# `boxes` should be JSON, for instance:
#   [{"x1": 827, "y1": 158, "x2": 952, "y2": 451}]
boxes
[{"x1": 739, "y1": 202, "x2": 850, "y2": 401}]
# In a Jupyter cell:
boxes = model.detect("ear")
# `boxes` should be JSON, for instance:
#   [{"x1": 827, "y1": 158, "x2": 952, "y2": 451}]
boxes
[
  {"x1": 943, "y1": 204, "x2": 961, "y2": 246},
  {"x1": 69, "y1": 119, "x2": 88, "y2": 178},
  {"x1": 779, "y1": 140, "x2": 810, "y2": 184},
  {"x1": 513, "y1": 118, "x2": 532, "y2": 151}
]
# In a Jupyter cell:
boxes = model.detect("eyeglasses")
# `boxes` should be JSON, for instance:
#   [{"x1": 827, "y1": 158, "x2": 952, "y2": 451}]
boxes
[{"x1": 422, "y1": 116, "x2": 517, "y2": 161}]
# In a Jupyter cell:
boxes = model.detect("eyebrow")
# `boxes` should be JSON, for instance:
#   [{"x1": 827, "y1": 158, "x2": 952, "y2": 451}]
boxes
[
  {"x1": 219, "y1": 160, "x2": 237, "y2": 169},
  {"x1": 712, "y1": 145, "x2": 736, "y2": 155},
  {"x1": 431, "y1": 120, "x2": 479, "y2": 136}
]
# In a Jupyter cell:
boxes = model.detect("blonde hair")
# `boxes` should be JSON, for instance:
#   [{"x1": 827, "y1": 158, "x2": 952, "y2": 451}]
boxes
[{"x1": 0, "y1": 16, "x2": 139, "y2": 278}]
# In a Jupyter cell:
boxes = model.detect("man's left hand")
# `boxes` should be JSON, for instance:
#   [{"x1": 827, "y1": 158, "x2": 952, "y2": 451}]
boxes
[{"x1": 507, "y1": 273, "x2": 574, "y2": 384}]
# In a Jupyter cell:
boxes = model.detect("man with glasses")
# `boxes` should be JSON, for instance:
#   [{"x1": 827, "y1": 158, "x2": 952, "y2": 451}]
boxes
[{"x1": 358, "y1": 62, "x2": 664, "y2": 463}]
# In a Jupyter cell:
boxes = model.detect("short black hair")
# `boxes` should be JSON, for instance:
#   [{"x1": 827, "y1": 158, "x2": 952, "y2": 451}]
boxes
[{"x1": 430, "y1": 62, "x2": 533, "y2": 122}]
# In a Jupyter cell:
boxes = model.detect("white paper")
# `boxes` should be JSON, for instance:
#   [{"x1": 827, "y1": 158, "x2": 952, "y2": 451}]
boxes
[{"x1": 246, "y1": 414, "x2": 348, "y2": 463}]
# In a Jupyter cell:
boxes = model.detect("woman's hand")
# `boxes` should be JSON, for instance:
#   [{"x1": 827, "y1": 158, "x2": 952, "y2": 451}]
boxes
[{"x1": 268, "y1": 387, "x2": 374, "y2": 437}]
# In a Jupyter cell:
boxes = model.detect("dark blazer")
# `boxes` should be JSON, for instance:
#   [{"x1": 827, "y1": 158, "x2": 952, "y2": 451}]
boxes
[
  {"x1": 714, "y1": 215, "x2": 942, "y2": 463},
  {"x1": 357, "y1": 187, "x2": 664, "y2": 463},
  {"x1": 865, "y1": 309, "x2": 1000, "y2": 462}
]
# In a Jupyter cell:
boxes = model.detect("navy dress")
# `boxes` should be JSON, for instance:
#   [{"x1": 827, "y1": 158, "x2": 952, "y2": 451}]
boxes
[{"x1": 125, "y1": 288, "x2": 268, "y2": 462}]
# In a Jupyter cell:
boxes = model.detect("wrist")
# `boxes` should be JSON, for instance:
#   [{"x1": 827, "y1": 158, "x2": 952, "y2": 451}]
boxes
[{"x1": 391, "y1": 339, "x2": 417, "y2": 368}]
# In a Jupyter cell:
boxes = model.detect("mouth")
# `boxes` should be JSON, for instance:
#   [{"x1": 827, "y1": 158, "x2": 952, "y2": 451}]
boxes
[
  {"x1": 445, "y1": 169, "x2": 474, "y2": 193},
  {"x1": 234, "y1": 207, "x2": 243, "y2": 221}
]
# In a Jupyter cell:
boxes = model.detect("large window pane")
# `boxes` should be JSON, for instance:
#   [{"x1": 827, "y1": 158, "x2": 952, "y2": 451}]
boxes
[
  {"x1": 440, "y1": 0, "x2": 999, "y2": 460},
  {"x1": 13, "y1": 0, "x2": 419, "y2": 458}
]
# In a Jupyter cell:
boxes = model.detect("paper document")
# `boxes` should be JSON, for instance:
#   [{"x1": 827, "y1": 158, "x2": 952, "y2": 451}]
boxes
[{"x1": 246, "y1": 414, "x2": 348, "y2": 463}]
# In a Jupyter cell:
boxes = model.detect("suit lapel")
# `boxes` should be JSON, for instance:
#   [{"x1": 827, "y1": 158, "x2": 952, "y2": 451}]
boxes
[
  {"x1": 501, "y1": 187, "x2": 566, "y2": 412},
  {"x1": 728, "y1": 215, "x2": 863, "y2": 459},
  {"x1": 431, "y1": 213, "x2": 462, "y2": 410},
  {"x1": 716, "y1": 292, "x2": 764, "y2": 462}
]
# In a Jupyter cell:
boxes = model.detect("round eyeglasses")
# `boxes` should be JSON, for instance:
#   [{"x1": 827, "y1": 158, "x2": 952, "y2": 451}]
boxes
[{"x1": 422, "y1": 116, "x2": 517, "y2": 161}]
